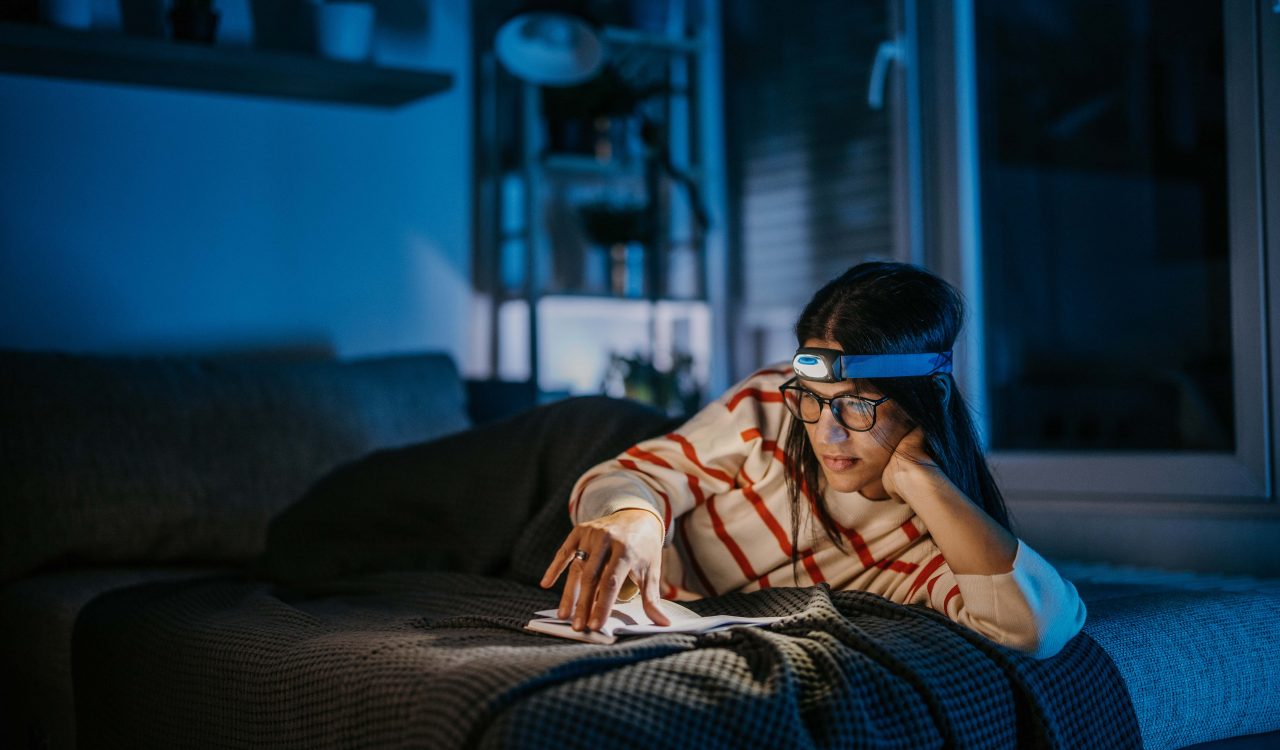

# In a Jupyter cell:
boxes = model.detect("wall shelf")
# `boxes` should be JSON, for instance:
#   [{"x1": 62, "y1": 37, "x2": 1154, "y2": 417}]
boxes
[{"x1": 0, "y1": 22, "x2": 453, "y2": 107}]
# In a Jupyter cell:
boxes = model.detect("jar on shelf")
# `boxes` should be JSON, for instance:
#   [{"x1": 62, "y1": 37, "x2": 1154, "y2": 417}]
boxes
[
  {"x1": 609, "y1": 241, "x2": 646, "y2": 297},
  {"x1": 576, "y1": 201, "x2": 649, "y2": 297}
]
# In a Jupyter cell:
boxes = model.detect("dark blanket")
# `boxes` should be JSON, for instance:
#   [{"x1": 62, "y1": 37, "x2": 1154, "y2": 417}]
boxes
[
  {"x1": 72, "y1": 396, "x2": 1142, "y2": 749},
  {"x1": 73, "y1": 573, "x2": 1140, "y2": 749},
  {"x1": 259, "y1": 396, "x2": 685, "y2": 588}
]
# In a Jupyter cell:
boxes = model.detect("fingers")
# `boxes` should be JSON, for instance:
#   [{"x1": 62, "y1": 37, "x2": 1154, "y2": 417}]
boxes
[
  {"x1": 587, "y1": 548, "x2": 630, "y2": 630},
  {"x1": 540, "y1": 529, "x2": 581, "y2": 589},
  {"x1": 543, "y1": 516, "x2": 670, "y2": 631},
  {"x1": 587, "y1": 552, "x2": 670, "y2": 631},
  {"x1": 547, "y1": 528, "x2": 587, "y2": 619},
  {"x1": 639, "y1": 567, "x2": 671, "y2": 627},
  {"x1": 571, "y1": 536, "x2": 611, "y2": 630},
  {"x1": 556, "y1": 555, "x2": 582, "y2": 619}
]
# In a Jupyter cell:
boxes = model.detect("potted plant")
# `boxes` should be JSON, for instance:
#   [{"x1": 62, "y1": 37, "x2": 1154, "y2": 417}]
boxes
[
  {"x1": 601, "y1": 351, "x2": 701, "y2": 417},
  {"x1": 313, "y1": 0, "x2": 377, "y2": 62}
]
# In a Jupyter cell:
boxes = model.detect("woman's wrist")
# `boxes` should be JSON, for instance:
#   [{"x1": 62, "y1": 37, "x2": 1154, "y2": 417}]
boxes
[
  {"x1": 604, "y1": 508, "x2": 664, "y2": 602},
  {"x1": 610, "y1": 506, "x2": 666, "y2": 535}
]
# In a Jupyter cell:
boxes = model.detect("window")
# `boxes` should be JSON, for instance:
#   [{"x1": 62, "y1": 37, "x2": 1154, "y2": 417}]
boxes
[
  {"x1": 924, "y1": 0, "x2": 1272, "y2": 502},
  {"x1": 722, "y1": 0, "x2": 906, "y2": 376},
  {"x1": 977, "y1": 0, "x2": 1233, "y2": 453}
]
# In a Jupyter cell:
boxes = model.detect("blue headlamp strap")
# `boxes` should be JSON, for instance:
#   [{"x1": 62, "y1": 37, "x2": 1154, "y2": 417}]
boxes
[{"x1": 792, "y1": 347, "x2": 953, "y2": 382}]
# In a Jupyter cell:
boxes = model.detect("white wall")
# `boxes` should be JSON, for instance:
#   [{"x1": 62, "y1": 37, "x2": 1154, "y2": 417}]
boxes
[{"x1": 0, "y1": 0, "x2": 473, "y2": 364}]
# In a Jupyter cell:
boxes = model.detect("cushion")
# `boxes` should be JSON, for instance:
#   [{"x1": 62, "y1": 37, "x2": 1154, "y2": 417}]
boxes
[
  {"x1": 0, "y1": 565, "x2": 234, "y2": 750},
  {"x1": 1065, "y1": 564, "x2": 1280, "y2": 750},
  {"x1": 0, "y1": 350, "x2": 469, "y2": 581},
  {"x1": 261, "y1": 395, "x2": 682, "y2": 589}
]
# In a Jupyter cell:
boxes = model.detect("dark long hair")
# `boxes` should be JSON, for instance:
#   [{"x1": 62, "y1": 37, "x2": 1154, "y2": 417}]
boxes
[{"x1": 783, "y1": 262, "x2": 1013, "y2": 576}]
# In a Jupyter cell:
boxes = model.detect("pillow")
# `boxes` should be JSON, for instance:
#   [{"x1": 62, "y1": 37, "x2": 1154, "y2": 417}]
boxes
[
  {"x1": 0, "y1": 350, "x2": 468, "y2": 581},
  {"x1": 260, "y1": 396, "x2": 682, "y2": 589}
]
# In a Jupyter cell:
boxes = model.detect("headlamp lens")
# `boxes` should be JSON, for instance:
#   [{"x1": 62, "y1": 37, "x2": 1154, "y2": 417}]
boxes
[{"x1": 792, "y1": 352, "x2": 834, "y2": 381}]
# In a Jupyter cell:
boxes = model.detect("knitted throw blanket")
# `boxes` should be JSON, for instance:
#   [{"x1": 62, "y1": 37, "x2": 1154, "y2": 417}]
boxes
[
  {"x1": 73, "y1": 572, "x2": 1139, "y2": 749},
  {"x1": 72, "y1": 396, "x2": 1141, "y2": 748}
]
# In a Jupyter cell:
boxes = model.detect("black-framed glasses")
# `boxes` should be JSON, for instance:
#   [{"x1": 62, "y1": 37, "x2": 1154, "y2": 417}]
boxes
[{"x1": 778, "y1": 377, "x2": 892, "y2": 432}]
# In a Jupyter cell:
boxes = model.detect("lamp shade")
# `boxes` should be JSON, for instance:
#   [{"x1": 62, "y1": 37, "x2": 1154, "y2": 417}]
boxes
[{"x1": 494, "y1": 11, "x2": 605, "y2": 86}]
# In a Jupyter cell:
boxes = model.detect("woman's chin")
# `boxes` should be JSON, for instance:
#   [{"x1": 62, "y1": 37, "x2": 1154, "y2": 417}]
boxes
[
  {"x1": 822, "y1": 471, "x2": 866, "y2": 495},
  {"x1": 824, "y1": 472, "x2": 890, "y2": 500}
]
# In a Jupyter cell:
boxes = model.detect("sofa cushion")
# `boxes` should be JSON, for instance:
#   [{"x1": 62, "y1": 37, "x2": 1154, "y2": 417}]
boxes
[
  {"x1": 1064, "y1": 564, "x2": 1280, "y2": 750},
  {"x1": 261, "y1": 396, "x2": 681, "y2": 589},
  {"x1": 0, "y1": 350, "x2": 469, "y2": 581},
  {"x1": 0, "y1": 565, "x2": 234, "y2": 750}
]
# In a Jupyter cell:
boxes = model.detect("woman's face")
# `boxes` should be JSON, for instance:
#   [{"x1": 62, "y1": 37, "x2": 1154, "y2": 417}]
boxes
[{"x1": 799, "y1": 338, "x2": 914, "y2": 500}]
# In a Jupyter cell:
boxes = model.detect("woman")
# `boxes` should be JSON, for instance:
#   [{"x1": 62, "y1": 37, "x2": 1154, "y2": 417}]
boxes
[{"x1": 540, "y1": 261, "x2": 1085, "y2": 659}]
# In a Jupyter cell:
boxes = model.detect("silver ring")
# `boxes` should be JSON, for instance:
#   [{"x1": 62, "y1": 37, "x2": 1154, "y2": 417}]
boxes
[{"x1": 573, "y1": 549, "x2": 589, "y2": 562}]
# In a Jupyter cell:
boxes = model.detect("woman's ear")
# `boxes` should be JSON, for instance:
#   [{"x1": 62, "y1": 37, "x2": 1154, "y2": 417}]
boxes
[{"x1": 933, "y1": 373, "x2": 952, "y2": 404}]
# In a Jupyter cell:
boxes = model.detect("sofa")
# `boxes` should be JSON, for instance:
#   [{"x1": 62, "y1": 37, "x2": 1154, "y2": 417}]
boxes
[{"x1": 1, "y1": 348, "x2": 1277, "y2": 749}]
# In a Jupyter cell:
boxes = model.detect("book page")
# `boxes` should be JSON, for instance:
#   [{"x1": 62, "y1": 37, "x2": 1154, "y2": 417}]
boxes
[{"x1": 526, "y1": 598, "x2": 784, "y2": 643}]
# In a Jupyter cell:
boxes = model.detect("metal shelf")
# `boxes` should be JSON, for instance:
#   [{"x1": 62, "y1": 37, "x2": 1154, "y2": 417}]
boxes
[{"x1": 476, "y1": 1, "x2": 711, "y2": 391}]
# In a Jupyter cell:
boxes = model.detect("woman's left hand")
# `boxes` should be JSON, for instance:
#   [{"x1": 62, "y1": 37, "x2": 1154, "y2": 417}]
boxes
[{"x1": 881, "y1": 427, "x2": 939, "y2": 500}]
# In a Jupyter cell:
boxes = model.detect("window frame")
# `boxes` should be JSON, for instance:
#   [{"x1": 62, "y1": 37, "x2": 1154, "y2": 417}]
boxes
[
  {"x1": 915, "y1": 0, "x2": 1275, "y2": 505},
  {"x1": 1262, "y1": 0, "x2": 1280, "y2": 506}
]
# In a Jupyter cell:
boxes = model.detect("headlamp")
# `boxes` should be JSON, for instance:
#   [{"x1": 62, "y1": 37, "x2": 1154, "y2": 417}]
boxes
[{"x1": 792, "y1": 347, "x2": 952, "y2": 382}]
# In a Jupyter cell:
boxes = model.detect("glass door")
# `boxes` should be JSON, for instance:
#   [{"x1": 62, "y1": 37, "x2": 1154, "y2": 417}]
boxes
[{"x1": 934, "y1": 0, "x2": 1272, "y2": 502}]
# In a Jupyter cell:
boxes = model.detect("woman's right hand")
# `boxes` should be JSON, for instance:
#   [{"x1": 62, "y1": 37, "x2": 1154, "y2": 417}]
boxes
[{"x1": 539, "y1": 508, "x2": 671, "y2": 631}]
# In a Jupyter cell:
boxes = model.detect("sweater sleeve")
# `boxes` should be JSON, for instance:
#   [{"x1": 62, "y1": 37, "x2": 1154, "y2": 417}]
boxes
[
  {"x1": 568, "y1": 366, "x2": 788, "y2": 545},
  {"x1": 910, "y1": 538, "x2": 1087, "y2": 659}
]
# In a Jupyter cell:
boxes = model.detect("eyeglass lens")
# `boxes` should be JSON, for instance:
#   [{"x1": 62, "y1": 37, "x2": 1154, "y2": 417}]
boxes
[{"x1": 782, "y1": 389, "x2": 876, "y2": 430}]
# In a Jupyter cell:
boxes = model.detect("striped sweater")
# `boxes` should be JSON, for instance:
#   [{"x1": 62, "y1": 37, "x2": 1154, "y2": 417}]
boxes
[{"x1": 570, "y1": 364, "x2": 1087, "y2": 659}]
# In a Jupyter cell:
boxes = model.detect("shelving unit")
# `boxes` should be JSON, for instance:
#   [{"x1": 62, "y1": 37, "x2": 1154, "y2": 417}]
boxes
[
  {"x1": 0, "y1": 21, "x2": 452, "y2": 107},
  {"x1": 474, "y1": 1, "x2": 714, "y2": 412}
]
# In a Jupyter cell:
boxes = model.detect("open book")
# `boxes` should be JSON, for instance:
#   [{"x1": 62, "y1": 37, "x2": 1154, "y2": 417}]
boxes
[{"x1": 525, "y1": 596, "x2": 785, "y2": 645}]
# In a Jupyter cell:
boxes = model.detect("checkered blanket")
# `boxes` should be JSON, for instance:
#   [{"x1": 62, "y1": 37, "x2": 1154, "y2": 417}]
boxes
[
  {"x1": 73, "y1": 570, "x2": 1140, "y2": 749},
  {"x1": 73, "y1": 395, "x2": 1141, "y2": 748}
]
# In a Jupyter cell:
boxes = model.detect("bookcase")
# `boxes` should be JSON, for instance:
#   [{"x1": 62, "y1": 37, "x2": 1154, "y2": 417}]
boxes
[{"x1": 472, "y1": 0, "x2": 715, "y2": 415}]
